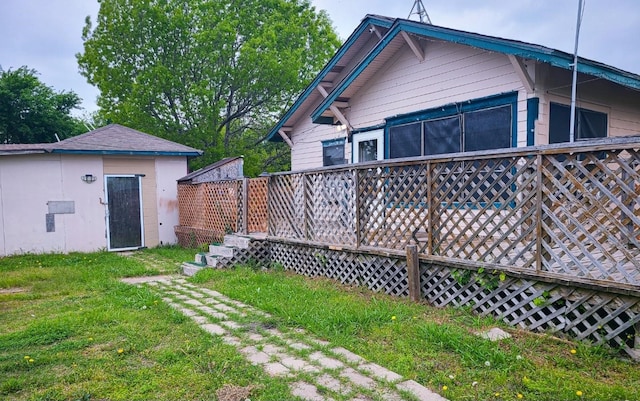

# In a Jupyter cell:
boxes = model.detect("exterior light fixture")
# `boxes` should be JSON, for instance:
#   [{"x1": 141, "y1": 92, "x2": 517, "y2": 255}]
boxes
[{"x1": 81, "y1": 174, "x2": 97, "y2": 184}]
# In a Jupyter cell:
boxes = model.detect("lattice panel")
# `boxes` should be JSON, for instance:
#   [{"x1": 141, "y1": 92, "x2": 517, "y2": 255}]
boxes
[
  {"x1": 430, "y1": 156, "x2": 538, "y2": 268},
  {"x1": 247, "y1": 178, "x2": 269, "y2": 233},
  {"x1": 539, "y1": 149, "x2": 640, "y2": 284},
  {"x1": 220, "y1": 238, "x2": 271, "y2": 268},
  {"x1": 268, "y1": 175, "x2": 305, "y2": 239},
  {"x1": 175, "y1": 226, "x2": 224, "y2": 248},
  {"x1": 270, "y1": 243, "x2": 362, "y2": 285},
  {"x1": 305, "y1": 171, "x2": 357, "y2": 244},
  {"x1": 358, "y1": 164, "x2": 429, "y2": 251},
  {"x1": 420, "y1": 262, "x2": 640, "y2": 357},
  {"x1": 177, "y1": 184, "x2": 201, "y2": 227},
  {"x1": 263, "y1": 241, "x2": 640, "y2": 357},
  {"x1": 176, "y1": 181, "x2": 241, "y2": 243},
  {"x1": 201, "y1": 181, "x2": 241, "y2": 234},
  {"x1": 357, "y1": 254, "x2": 408, "y2": 296}
]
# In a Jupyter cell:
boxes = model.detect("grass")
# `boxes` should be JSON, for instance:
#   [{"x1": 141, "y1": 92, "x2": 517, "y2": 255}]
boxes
[
  {"x1": 0, "y1": 248, "x2": 638, "y2": 400},
  {"x1": 193, "y1": 264, "x2": 640, "y2": 401},
  {"x1": 0, "y1": 248, "x2": 290, "y2": 400}
]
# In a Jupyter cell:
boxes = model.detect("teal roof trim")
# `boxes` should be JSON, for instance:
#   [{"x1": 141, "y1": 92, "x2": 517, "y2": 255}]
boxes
[
  {"x1": 266, "y1": 15, "x2": 393, "y2": 142},
  {"x1": 49, "y1": 149, "x2": 201, "y2": 157},
  {"x1": 311, "y1": 19, "x2": 640, "y2": 123}
]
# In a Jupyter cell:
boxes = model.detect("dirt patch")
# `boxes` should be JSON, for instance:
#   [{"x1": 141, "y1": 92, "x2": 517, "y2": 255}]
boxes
[
  {"x1": 215, "y1": 384, "x2": 255, "y2": 401},
  {"x1": 0, "y1": 287, "x2": 27, "y2": 295}
]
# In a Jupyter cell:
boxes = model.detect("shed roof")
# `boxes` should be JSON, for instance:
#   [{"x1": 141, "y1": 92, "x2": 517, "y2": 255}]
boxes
[
  {"x1": 177, "y1": 156, "x2": 243, "y2": 183},
  {"x1": 0, "y1": 124, "x2": 203, "y2": 157}
]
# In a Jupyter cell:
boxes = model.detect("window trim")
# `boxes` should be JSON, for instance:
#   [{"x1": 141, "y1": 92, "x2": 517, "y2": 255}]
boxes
[
  {"x1": 321, "y1": 138, "x2": 346, "y2": 167},
  {"x1": 352, "y1": 129, "x2": 384, "y2": 163},
  {"x1": 384, "y1": 92, "x2": 518, "y2": 159},
  {"x1": 548, "y1": 101, "x2": 609, "y2": 144}
]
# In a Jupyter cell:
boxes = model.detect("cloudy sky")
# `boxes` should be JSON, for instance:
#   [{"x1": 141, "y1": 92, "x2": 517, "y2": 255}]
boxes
[{"x1": 1, "y1": 0, "x2": 638, "y2": 117}]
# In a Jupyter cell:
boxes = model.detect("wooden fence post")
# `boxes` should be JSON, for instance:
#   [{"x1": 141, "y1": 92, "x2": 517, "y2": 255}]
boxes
[
  {"x1": 406, "y1": 244, "x2": 421, "y2": 302},
  {"x1": 241, "y1": 178, "x2": 249, "y2": 235}
]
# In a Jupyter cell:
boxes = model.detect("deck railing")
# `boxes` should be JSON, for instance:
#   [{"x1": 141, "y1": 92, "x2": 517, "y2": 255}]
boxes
[{"x1": 268, "y1": 136, "x2": 640, "y2": 294}]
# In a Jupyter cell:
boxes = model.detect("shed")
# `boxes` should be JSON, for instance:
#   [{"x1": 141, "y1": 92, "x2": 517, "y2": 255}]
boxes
[{"x1": 0, "y1": 124, "x2": 202, "y2": 255}]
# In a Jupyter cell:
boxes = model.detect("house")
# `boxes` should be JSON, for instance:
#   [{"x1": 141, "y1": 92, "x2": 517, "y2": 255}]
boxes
[
  {"x1": 177, "y1": 156, "x2": 244, "y2": 184},
  {"x1": 0, "y1": 124, "x2": 202, "y2": 255},
  {"x1": 266, "y1": 14, "x2": 640, "y2": 170}
]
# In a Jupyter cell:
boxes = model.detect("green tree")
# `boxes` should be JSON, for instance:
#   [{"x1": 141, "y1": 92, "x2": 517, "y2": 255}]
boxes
[
  {"x1": 77, "y1": 0, "x2": 340, "y2": 174},
  {"x1": 0, "y1": 66, "x2": 84, "y2": 144}
]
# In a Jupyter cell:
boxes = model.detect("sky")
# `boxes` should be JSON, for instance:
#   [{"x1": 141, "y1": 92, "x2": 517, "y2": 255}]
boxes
[{"x1": 1, "y1": 0, "x2": 638, "y2": 118}]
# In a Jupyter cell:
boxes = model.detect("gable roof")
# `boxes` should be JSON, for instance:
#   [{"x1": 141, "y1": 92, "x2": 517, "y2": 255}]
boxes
[
  {"x1": 0, "y1": 124, "x2": 202, "y2": 157},
  {"x1": 265, "y1": 14, "x2": 394, "y2": 142},
  {"x1": 267, "y1": 14, "x2": 640, "y2": 141}
]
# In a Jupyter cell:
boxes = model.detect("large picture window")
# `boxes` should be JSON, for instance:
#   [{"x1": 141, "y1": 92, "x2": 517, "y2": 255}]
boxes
[
  {"x1": 388, "y1": 100, "x2": 513, "y2": 159},
  {"x1": 549, "y1": 102, "x2": 607, "y2": 144}
]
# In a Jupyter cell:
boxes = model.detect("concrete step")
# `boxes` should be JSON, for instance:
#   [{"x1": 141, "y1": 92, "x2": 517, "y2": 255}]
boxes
[
  {"x1": 223, "y1": 234, "x2": 251, "y2": 249},
  {"x1": 209, "y1": 244, "x2": 235, "y2": 258},
  {"x1": 195, "y1": 253, "x2": 207, "y2": 265},
  {"x1": 204, "y1": 254, "x2": 229, "y2": 268},
  {"x1": 182, "y1": 262, "x2": 206, "y2": 277}
]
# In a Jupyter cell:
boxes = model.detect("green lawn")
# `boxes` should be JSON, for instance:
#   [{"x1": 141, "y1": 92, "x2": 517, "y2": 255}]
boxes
[{"x1": 1, "y1": 248, "x2": 638, "y2": 401}]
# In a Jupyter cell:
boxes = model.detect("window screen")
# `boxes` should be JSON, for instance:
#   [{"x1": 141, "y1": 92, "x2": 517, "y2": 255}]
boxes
[
  {"x1": 322, "y1": 139, "x2": 345, "y2": 166},
  {"x1": 464, "y1": 105, "x2": 511, "y2": 152},
  {"x1": 549, "y1": 102, "x2": 607, "y2": 143},
  {"x1": 423, "y1": 116, "x2": 461, "y2": 155},
  {"x1": 389, "y1": 122, "x2": 421, "y2": 158}
]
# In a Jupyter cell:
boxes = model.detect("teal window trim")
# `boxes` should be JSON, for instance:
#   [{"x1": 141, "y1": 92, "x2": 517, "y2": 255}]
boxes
[
  {"x1": 384, "y1": 92, "x2": 518, "y2": 158},
  {"x1": 526, "y1": 98, "x2": 539, "y2": 146},
  {"x1": 322, "y1": 138, "x2": 346, "y2": 147}
]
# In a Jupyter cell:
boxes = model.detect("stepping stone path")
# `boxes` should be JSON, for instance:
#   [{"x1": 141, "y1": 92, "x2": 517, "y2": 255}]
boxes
[{"x1": 122, "y1": 275, "x2": 447, "y2": 401}]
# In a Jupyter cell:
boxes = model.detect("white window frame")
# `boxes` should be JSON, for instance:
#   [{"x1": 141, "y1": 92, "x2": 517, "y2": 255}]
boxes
[{"x1": 352, "y1": 129, "x2": 384, "y2": 163}]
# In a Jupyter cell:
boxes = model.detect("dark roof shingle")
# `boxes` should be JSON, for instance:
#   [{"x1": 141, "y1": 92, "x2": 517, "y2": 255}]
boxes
[{"x1": 0, "y1": 124, "x2": 202, "y2": 156}]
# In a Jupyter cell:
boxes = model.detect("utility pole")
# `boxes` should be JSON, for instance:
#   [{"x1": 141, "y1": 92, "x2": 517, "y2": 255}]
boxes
[
  {"x1": 569, "y1": 0, "x2": 584, "y2": 142},
  {"x1": 408, "y1": 0, "x2": 432, "y2": 24}
]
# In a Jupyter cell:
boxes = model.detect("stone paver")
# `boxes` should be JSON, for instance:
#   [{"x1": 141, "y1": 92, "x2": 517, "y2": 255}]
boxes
[
  {"x1": 340, "y1": 368, "x2": 377, "y2": 390},
  {"x1": 309, "y1": 351, "x2": 344, "y2": 369},
  {"x1": 290, "y1": 381, "x2": 333, "y2": 401},
  {"x1": 265, "y1": 362, "x2": 290, "y2": 377},
  {"x1": 201, "y1": 323, "x2": 225, "y2": 335},
  {"x1": 397, "y1": 380, "x2": 448, "y2": 401},
  {"x1": 331, "y1": 347, "x2": 366, "y2": 364},
  {"x1": 359, "y1": 362, "x2": 403, "y2": 382},
  {"x1": 126, "y1": 275, "x2": 448, "y2": 401}
]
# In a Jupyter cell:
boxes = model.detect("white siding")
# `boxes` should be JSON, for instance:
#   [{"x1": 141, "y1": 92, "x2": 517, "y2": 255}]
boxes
[
  {"x1": 535, "y1": 64, "x2": 640, "y2": 143},
  {"x1": 290, "y1": 118, "x2": 348, "y2": 171},
  {"x1": 347, "y1": 41, "x2": 524, "y2": 128}
]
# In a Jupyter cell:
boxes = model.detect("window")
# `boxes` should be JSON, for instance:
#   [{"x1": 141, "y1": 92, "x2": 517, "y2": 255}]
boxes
[
  {"x1": 353, "y1": 129, "x2": 384, "y2": 163},
  {"x1": 387, "y1": 99, "x2": 514, "y2": 159},
  {"x1": 549, "y1": 102, "x2": 607, "y2": 144},
  {"x1": 322, "y1": 138, "x2": 346, "y2": 166}
]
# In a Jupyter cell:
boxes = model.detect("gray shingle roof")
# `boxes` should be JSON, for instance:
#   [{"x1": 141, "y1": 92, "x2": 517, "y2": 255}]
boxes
[
  {"x1": 52, "y1": 124, "x2": 202, "y2": 155},
  {"x1": 0, "y1": 124, "x2": 202, "y2": 156}
]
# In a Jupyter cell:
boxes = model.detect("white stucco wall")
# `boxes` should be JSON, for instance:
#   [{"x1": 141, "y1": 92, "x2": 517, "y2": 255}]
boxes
[
  {"x1": 0, "y1": 153, "x2": 188, "y2": 256},
  {"x1": 0, "y1": 154, "x2": 105, "y2": 255},
  {"x1": 155, "y1": 156, "x2": 188, "y2": 245}
]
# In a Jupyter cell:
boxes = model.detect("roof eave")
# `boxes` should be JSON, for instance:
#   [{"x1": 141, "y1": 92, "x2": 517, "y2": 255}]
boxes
[
  {"x1": 266, "y1": 15, "x2": 394, "y2": 142},
  {"x1": 49, "y1": 149, "x2": 203, "y2": 157},
  {"x1": 311, "y1": 19, "x2": 640, "y2": 123}
]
